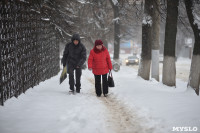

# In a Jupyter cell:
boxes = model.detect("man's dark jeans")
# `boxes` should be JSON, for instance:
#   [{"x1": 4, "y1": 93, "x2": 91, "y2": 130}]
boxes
[{"x1": 68, "y1": 66, "x2": 82, "y2": 91}]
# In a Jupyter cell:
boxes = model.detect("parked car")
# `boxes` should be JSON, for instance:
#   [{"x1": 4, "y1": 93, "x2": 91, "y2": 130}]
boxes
[{"x1": 125, "y1": 56, "x2": 139, "y2": 66}]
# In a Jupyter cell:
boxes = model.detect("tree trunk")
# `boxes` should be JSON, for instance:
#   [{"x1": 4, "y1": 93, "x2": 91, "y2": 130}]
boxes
[
  {"x1": 109, "y1": 0, "x2": 120, "y2": 59},
  {"x1": 151, "y1": 0, "x2": 160, "y2": 81},
  {"x1": 162, "y1": 0, "x2": 179, "y2": 86},
  {"x1": 184, "y1": 0, "x2": 200, "y2": 95},
  {"x1": 138, "y1": 0, "x2": 152, "y2": 80}
]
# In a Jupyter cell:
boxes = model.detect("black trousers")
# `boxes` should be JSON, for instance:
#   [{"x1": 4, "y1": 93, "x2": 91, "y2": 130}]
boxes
[
  {"x1": 94, "y1": 74, "x2": 108, "y2": 96},
  {"x1": 68, "y1": 66, "x2": 82, "y2": 91}
]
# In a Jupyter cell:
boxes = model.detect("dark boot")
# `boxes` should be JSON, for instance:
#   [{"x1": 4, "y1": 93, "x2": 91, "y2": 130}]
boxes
[
  {"x1": 97, "y1": 94, "x2": 101, "y2": 97},
  {"x1": 76, "y1": 89, "x2": 80, "y2": 93},
  {"x1": 104, "y1": 94, "x2": 108, "y2": 97},
  {"x1": 69, "y1": 90, "x2": 75, "y2": 94}
]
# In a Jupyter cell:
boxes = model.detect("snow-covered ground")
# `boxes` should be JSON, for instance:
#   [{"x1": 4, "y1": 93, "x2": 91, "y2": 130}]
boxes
[
  {"x1": 175, "y1": 57, "x2": 191, "y2": 82},
  {"x1": 0, "y1": 57, "x2": 200, "y2": 133},
  {"x1": 0, "y1": 72, "x2": 110, "y2": 133},
  {"x1": 112, "y1": 66, "x2": 200, "y2": 132}
]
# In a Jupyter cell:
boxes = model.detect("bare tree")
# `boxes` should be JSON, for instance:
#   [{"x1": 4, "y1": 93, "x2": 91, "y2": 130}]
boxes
[
  {"x1": 151, "y1": 0, "x2": 160, "y2": 81},
  {"x1": 40, "y1": 0, "x2": 77, "y2": 39},
  {"x1": 69, "y1": 0, "x2": 114, "y2": 50},
  {"x1": 138, "y1": 0, "x2": 152, "y2": 80},
  {"x1": 109, "y1": 0, "x2": 121, "y2": 59},
  {"x1": 162, "y1": 0, "x2": 179, "y2": 86},
  {"x1": 184, "y1": 0, "x2": 200, "y2": 95}
]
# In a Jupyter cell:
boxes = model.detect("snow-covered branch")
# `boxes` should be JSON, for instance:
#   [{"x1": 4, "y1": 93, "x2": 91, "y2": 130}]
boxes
[
  {"x1": 112, "y1": 0, "x2": 118, "y2": 5},
  {"x1": 112, "y1": 17, "x2": 120, "y2": 24},
  {"x1": 142, "y1": 14, "x2": 152, "y2": 26}
]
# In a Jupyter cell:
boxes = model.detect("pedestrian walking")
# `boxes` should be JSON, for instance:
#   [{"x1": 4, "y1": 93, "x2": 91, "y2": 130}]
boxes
[
  {"x1": 88, "y1": 40, "x2": 112, "y2": 97},
  {"x1": 62, "y1": 34, "x2": 86, "y2": 93}
]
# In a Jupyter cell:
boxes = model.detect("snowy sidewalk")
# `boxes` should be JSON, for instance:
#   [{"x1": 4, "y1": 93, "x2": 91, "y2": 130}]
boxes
[
  {"x1": 0, "y1": 71, "x2": 109, "y2": 133},
  {"x1": 0, "y1": 69, "x2": 156, "y2": 133},
  {"x1": 0, "y1": 64, "x2": 200, "y2": 133}
]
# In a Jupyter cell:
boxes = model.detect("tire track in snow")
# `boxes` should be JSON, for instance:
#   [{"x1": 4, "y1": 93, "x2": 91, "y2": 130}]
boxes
[{"x1": 87, "y1": 77, "x2": 156, "y2": 133}]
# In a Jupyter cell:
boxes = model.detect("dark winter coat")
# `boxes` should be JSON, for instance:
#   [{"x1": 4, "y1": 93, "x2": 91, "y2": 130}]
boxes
[
  {"x1": 88, "y1": 45, "x2": 112, "y2": 75},
  {"x1": 62, "y1": 34, "x2": 86, "y2": 68}
]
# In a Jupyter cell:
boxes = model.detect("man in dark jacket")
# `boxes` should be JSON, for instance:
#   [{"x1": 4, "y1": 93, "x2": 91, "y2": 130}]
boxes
[{"x1": 62, "y1": 34, "x2": 86, "y2": 93}]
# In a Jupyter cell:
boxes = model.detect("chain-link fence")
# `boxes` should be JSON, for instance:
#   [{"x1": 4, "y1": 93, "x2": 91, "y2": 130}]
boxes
[{"x1": 0, "y1": 1, "x2": 60, "y2": 105}]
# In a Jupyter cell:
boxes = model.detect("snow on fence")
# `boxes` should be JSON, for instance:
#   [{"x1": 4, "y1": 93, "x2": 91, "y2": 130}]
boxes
[{"x1": 0, "y1": 1, "x2": 60, "y2": 105}]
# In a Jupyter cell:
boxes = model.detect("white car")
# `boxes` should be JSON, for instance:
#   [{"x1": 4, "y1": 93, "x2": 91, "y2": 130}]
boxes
[{"x1": 125, "y1": 56, "x2": 139, "y2": 66}]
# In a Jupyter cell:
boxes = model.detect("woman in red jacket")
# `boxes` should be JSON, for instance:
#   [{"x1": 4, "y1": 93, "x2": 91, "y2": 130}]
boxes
[{"x1": 88, "y1": 40, "x2": 112, "y2": 97}]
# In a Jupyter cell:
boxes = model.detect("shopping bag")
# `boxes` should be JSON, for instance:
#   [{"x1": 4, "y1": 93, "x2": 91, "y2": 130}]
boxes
[
  {"x1": 60, "y1": 66, "x2": 67, "y2": 84},
  {"x1": 108, "y1": 70, "x2": 115, "y2": 87}
]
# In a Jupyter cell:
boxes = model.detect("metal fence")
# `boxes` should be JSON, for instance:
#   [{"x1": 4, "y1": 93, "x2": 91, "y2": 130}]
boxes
[{"x1": 0, "y1": 1, "x2": 60, "y2": 105}]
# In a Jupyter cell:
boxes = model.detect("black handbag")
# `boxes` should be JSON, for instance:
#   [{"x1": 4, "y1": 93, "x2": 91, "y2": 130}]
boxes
[{"x1": 108, "y1": 71, "x2": 115, "y2": 87}]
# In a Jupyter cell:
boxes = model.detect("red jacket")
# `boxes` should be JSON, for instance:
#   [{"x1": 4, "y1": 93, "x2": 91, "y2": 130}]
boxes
[{"x1": 88, "y1": 46, "x2": 112, "y2": 75}]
